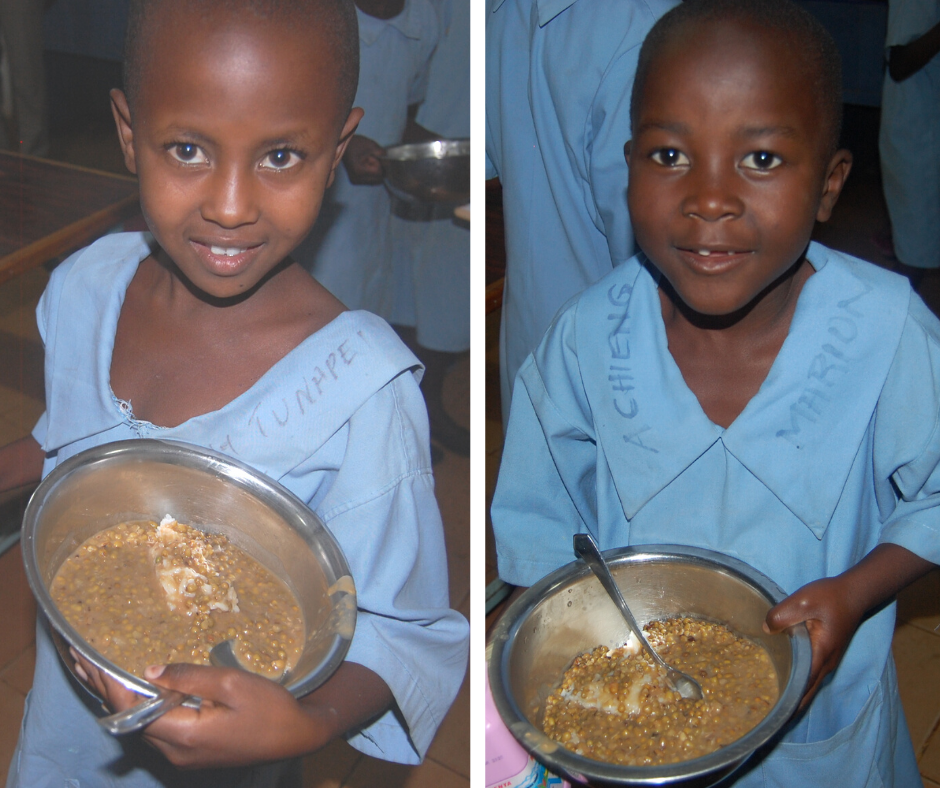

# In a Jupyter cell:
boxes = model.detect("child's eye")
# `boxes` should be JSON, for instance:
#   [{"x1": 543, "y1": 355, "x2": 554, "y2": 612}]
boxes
[
  {"x1": 168, "y1": 143, "x2": 207, "y2": 164},
  {"x1": 650, "y1": 148, "x2": 689, "y2": 167},
  {"x1": 260, "y1": 150, "x2": 303, "y2": 171},
  {"x1": 741, "y1": 151, "x2": 782, "y2": 171}
]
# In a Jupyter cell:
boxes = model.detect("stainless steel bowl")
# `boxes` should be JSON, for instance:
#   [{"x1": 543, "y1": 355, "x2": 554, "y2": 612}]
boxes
[
  {"x1": 21, "y1": 439, "x2": 356, "y2": 706},
  {"x1": 488, "y1": 544, "x2": 811, "y2": 787},
  {"x1": 380, "y1": 139, "x2": 470, "y2": 204}
]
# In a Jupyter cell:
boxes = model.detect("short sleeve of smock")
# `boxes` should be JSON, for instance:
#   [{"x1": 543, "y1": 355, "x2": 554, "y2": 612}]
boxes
[
  {"x1": 885, "y1": 0, "x2": 939, "y2": 47},
  {"x1": 491, "y1": 303, "x2": 602, "y2": 585},
  {"x1": 407, "y1": 0, "x2": 439, "y2": 108},
  {"x1": 873, "y1": 295, "x2": 940, "y2": 566},
  {"x1": 31, "y1": 254, "x2": 78, "y2": 449},
  {"x1": 310, "y1": 371, "x2": 468, "y2": 763}
]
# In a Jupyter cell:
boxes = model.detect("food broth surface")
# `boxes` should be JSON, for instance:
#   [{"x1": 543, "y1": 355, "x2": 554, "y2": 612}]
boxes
[
  {"x1": 542, "y1": 617, "x2": 779, "y2": 766},
  {"x1": 51, "y1": 518, "x2": 304, "y2": 679}
]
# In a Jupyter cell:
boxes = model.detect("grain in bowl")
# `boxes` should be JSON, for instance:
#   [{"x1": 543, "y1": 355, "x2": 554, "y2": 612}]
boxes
[
  {"x1": 542, "y1": 617, "x2": 779, "y2": 766},
  {"x1": 50, "y1": 516, "x2": 304, "y2": 680}
]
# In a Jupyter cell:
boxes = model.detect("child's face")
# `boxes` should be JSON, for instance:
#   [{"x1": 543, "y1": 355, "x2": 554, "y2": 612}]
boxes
[
  {"x1": 625, "y1": 20, "x2": 851, "y2": 318},
  {"x1": 111, "y1": 11, "x2": 362, "y2": 300}
]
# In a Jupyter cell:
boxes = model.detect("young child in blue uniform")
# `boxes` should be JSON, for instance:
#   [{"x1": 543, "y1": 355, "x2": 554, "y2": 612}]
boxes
[
  {"x1": 295, "y1": 0, "x2": 438, "y2": 315},
  {"x1": 0, "y1": 1, "x2": 468, "y2": 785},
  {"x1": 879, "y1": 0, "x2": 940, "y2": 289},
  {"x1": 491, "y1": 1, "x2": 940, "y2": 784}
]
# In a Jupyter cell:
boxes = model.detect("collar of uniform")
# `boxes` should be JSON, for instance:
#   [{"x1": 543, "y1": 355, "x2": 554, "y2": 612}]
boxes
[
  {"x1": 488, "y1": 0, "x2": 577, "y2": 25},
  {"x1": 577, "y1": 244, "x2": 911, "y2": 537},
  {"x1": 43, "y1": 232, "x2": 153, "y2": 452},
  {"x1": 357, "y1": 2, "x2": 424, "y2": 46}
]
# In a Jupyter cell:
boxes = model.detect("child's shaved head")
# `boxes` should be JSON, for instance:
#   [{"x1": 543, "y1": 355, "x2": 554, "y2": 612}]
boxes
[
  {"x1": 631, "y1": 0, "x2": 843, "y2": 156},
  {"x1": 123, "y1": 0, "x2": 359, "y2": 121}
]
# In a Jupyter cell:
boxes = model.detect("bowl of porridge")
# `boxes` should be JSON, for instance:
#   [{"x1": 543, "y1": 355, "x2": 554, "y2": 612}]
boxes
[
  {"x1": 487, "y1": 544, "x2": 811, "y2": 786},
  {"x1": 21, "y1": 439, "x2": 356, "y2": 710}
]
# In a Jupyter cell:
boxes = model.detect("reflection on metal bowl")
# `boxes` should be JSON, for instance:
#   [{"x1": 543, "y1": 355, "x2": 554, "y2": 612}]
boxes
[
  {"x1": 487, "y1": 544, "x2": 811, "y2": 786},
  {"x1": 21, "y1": 439, "x2": 356, "y2": 708},
  {"x1": 380, "y1": 139, "x2": 470, "y2": 204}
]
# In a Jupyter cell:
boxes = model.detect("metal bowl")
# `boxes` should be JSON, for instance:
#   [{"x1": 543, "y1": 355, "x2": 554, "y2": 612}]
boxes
[
  {"x1": 380, "y1": 139, "x2": 469, "y2": 204},
  {"x1": 488, "y1": 544, "x2": 811, "y2": 787},
  {"x1": 21, "y1": 439, "x2": 356, "y2": 706}
]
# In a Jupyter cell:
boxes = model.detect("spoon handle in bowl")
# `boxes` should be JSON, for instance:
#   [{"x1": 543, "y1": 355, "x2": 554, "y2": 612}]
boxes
[{"x1": 97, "y1": 688, "x2": 189, "y2": 736}]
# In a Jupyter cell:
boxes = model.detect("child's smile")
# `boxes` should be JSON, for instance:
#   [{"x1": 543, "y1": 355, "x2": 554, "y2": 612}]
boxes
[
  {"x1": 626, "y1": 18, "x2": 851, "y2": 321},
  {"x1": 111, "y1": 13, "x2": 361, "y2": 301}
]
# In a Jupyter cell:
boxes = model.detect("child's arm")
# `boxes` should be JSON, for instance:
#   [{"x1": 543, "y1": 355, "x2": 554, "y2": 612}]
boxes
[
  {"x1": 0, "y1": 436, "x2": 45, "y2": 492},
  {"x1": 764, "y1": 543, "x2": 934, "y2": 707},
  {"x1": 888, "y1": 20, "x2": 940, "y2": 82},
  {"x1": 75, "y1": 655, "x2": 393, "y2": 768},
  {"x1": 342, "y1": 135, "x2": 386, "y2": 185}
]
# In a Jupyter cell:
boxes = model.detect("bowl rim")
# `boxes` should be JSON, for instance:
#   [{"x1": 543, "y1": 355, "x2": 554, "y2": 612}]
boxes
[
  {"x1": 21, "y1": 438, "x2": 356, "y2": 702},
  {"x1": 487, "y1": 543, "x2": 811, "y2": 786},
  {"x1": 379, "y1": 138, "x2": 470, "y2": 161}
]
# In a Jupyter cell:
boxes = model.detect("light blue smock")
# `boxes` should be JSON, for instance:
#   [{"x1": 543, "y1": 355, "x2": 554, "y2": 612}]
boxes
[
  {"x1": 296, "y1": 0, "x2": 439, "y2": 313},
  {"x1": 491, "y1": 243, "x2": 940, "y2": 786},
  {"x1": 7, "y1": 233, "x2": 469, "y2": 788},
  {"x1": 485, "y1": 0, "x2": 678, "y2": 422},
  {"x1": 879, "y1": 0, "x2": 940, "y2": 270},
  {"x1": 382, "y1": 0, "x2": 470, "y2": 353}
]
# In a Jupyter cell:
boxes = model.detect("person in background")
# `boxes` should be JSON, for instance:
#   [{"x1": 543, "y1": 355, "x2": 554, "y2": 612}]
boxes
[
  {"x1": 879, "y1": 0, "x2": 940, "y2": 291},
  {"x1": 485, "y1": 0, "x2": 677, "y2": 427},
  {"x1": 0, "y1": 0, "x2": 48, "y2": 155},
  {"x1": 295, "y1": 0, "x2": 438, "y2": 326},
  {"x1": 385, "y1": 0, "x2": 469, "y2": 457}
]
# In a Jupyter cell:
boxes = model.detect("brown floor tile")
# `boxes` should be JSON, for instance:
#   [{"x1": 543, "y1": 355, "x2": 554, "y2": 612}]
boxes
[
  {"x1": 425, "y1": 671, "x2": 469, "y2": 779},
  {"x1": 301, "y1": 738, "x2": 363, "y2": 788},
  {"x1": 918, "y1": 726, "x2": 940, "y2": 784},
  {"x1": 343, "y1": 754, "x2": 468, "y2": 788},
  {"x1": 0, "y1": 544, "x2": 36, "y2": 670},
  {"x1": 899, "y1": 570, "x2": 940, "y2": 634},
  {"x1": 0, "y1": 645, "x2": 34, "y2": 697},
  {"x1": 441, "y1": 353, "x2": 469, "y2": 431},
  {"x1": 434, "y1": 451, "x2": 470, "y2": 606},
  {"x1": 0, "y1": 681, "x2": 25, "y2": 783},
  {"x1": 894, "y1": 623, "x2": 940, "y2": 754}
]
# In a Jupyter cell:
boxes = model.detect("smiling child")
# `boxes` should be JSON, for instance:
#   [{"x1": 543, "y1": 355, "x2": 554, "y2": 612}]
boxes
[
  {"x1": 1, "y1": 0, "x2": 468, "y2": 785},
  {"x1": 491, "y1": 0, "x2": 940, "y2": 783}
]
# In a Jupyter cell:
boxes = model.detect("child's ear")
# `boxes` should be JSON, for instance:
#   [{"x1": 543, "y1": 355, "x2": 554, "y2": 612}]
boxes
[
  {"x1": 816, "y1": 148, "x2": 853, "y2": 223},
  {"x1": 328, "y1": 107, "x2": 365, "y2": 188},
  {"x1": 110, "y1": 89, "x2": 138, "y2": 176},
  {"x1": 624, "y1": 140, "x2": 633, "y2": 166}
]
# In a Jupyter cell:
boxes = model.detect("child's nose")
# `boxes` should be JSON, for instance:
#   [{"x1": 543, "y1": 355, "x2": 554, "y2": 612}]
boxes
[
  {"x1": 681, "y1": 165, "x2": 744, "y2": 222},
  {"x1": 201, "y1": 162, "x2": 260, "y2": 227}
]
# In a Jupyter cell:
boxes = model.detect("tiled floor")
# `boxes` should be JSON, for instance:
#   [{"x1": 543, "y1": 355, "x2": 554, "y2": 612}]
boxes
[
  {"x1": 0, "y1": 95, "x2": 469, "y2": 785},
  {"x1": 485, "y1": 105, "x2": 940, "y2": 787}
]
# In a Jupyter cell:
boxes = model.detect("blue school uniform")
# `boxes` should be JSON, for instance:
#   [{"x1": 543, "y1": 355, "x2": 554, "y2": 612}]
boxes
[
  {"x1": 7, "y1": 233, "x2": 469, "y2": 788},
  {"x1": 879, "y1": 0, "x2": 940, "y2": 269},
  {"x1": 485, "y1": 0, "x2": 678, "y2": 423},
  {"x1": 382, "y1": 0, "x2": 469, "y2": 353},
  {"x1": 491, "y1": 243, "x2": 939, "y2": 786},
  {"x1": 296, "y1": 0, "x2": 439, "y2": 313}
]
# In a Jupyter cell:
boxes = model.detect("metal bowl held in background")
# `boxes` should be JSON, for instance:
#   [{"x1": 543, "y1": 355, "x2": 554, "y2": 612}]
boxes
[
  {"x1": 21, "y1": 439, "x2": 356, "y2": 708},
  {"x1": 380, "y1": 139, "x2": 470, "y2": 205},
  {"x1": 488, "y1": 544, "x2": 811, "y2": 787}
]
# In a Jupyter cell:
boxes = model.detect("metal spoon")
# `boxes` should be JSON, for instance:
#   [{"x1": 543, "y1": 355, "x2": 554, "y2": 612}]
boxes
[
  {"x1": 97, "y1": 639, "x2": 244, "y2": 735},
  {"x1": 573, "y1": 533, "x2": 704, "y2": 700}
]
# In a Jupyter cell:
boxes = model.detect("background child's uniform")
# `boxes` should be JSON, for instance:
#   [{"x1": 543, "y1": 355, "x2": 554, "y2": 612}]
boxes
[
  {"x1": 7, "y1": 233, "x2": 469, "y2": 787},
  {"x1": 484, "y1": 0, "x2": 677, "y2": 425},
  {"x1": 296, "y1": 0, "x2": 438, "y2": 313},
  {"x1": 491, "y1": 243, "x2": 940, "y2": 785},
  {"x1": 879, "y1": 0, "x2": 940, "y2": 270},
  {"x1": 383, "y1": 0, "x2": 469, "y2": 354}
]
